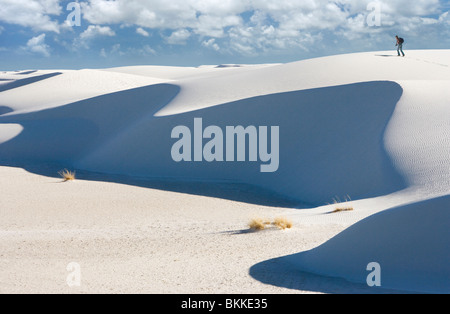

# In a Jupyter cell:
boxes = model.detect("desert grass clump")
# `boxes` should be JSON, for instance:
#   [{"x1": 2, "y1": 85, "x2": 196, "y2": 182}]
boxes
[
  {"x1": 329, "y1": 195, "x2": 352, "y2": 205},
  {"x1": 249, "y1": 217, "x2": 293, "y2": 231},
  {"x1": 329, "y1": 195, "x2": 354, "y2": 214},
  {"x1": 273, "y1": 217, "x2": 293, "y2": 230},
  {"x1": 248, "y1": 218, "x2": 271, "y2": 231},
  {"x1": 59, "y1": 169, "x2": 76, "y2": 182},
  {"x1": 332, "y1": 207, "x2": 354, "y2": 213}
]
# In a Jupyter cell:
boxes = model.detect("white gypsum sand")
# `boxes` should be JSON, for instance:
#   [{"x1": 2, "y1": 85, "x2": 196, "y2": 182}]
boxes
[
  {"x1": 0, "y1": 50, "x2": 449, "y2": 293},
  {"x1": 0, "y1": 166, "x2": 346, "y2": 294}
]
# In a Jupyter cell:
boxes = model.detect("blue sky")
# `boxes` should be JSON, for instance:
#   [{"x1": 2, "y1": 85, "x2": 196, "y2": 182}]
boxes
[{"x1": 0, "y1": 0, "x2": 449, "y2": 70}]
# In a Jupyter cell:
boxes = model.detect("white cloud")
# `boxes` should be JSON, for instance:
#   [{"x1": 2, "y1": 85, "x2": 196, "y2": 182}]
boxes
[
  {"x1": 76, "y1": 0, "x2": 448, "y2": 55},
  {"x1": 202, "y1": 38, "x2": 220, "y2": 51},
  {"x1": 166, "y1": 29, "x2": 191, "y2": 45},
  {"x1": 26, "y1": 33, "x2": 50, "y2": 57},
  {"x1": 136, "y1": 27, "x2": 150, "y2": 37},
  {"x1": 0, "y1": 0, "x2": 62, "y2": 33},
  {"x1": 195, "y1": 14, "x2": 242, "y2": 37},
  {"x1": 80, "y1": 0, "x2": 246, "y2": 35},
  {"x1": 80, "y1": 25, "x2": 116, "y2": 40},
  {"x1": 441, "y1": 11, "x2": 450, "y2": 24},
  {"x1": 110, "y1": 43, "x2": 123, "y2": 55},
  {"x1": 2, "y1": 0, "x2": 449, "y2": 57},
  {"x1": 138, "y1": 44, "x2": 156, "y2": 56},
  {"x1": 423, "y1": 11, "x2": 450, "y2": 25},
  {"x1": 76, "y1": 25, "x2": 116, "y2": 48}
]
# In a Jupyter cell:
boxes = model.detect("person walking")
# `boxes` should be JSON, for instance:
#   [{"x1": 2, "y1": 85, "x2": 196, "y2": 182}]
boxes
[{"x1": 396, "y1": 35, "x2": 405, "y2": 57}]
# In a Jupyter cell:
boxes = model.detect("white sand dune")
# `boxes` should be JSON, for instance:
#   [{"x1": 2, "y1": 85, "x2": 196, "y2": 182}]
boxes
[
  {"x1": 283, "y1": 195, "x2": 450, "y2": 293},
  {"x1": 102, "y1": 63, "x2": 277, "y2": 80},
  {"x1": 250, "y1": 195, "x2": 450, "y2": 294},
  {"x1": 0, "y1": 69, "x2": 170, "y2": 114},
  {"x1": 0, "y1": 50, "x2": 449, "y2": 293}
]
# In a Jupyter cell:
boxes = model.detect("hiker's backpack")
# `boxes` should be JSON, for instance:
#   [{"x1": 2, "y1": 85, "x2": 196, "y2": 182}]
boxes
[{"x1": 399, "y1": 38, "x2": 405, "y2": 44}]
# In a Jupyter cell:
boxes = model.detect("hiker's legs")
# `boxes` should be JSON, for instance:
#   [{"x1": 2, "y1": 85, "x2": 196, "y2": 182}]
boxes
[{"x1": 398, "y1": 44, "x2": 405, "y2": 56}]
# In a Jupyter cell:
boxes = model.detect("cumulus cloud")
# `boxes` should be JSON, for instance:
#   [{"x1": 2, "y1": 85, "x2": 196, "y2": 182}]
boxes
[
  {"x1": 76, "y1": 25, "x2": 116, "y2": 48},
  {"x1": 202, "y1": 38, "x2": 220, "y2": 51},
  {"x1": 80, "y1": 0, "x2": 196, "y2": 28},
  {"x1": 0, "y1": 0, "x2": 62, "y2": 33},
  {"x1": 76, "y1": 0, "x2": 449, "y2": 53},
  {"x1": 1, "y1": 0, "x2": 449, "y2": 58},
  {"x1": 80, "y1": 25, "x2": 116, "y2": 40},
  {"x1": 25, "y1": 33, "x2": 51, "y2": 57},
  {"x1": 166, "y1": 29, "x2": 191, "y2": 45},
  {"x1": 421, "y1": 11, "x2": 450, "y2": 25},
  {"x1": 136, "y1": 27, "x2": 150, "y2": 37}
]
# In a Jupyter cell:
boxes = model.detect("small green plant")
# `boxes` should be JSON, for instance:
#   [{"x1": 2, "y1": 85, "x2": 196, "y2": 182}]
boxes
[{"x1": 59, "y1": 169, "x2": 76, "y2": 182}]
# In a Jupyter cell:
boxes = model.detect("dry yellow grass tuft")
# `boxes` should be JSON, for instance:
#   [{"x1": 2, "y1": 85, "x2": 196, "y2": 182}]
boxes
[
  {"x1": 273, "y1": 217, "x2": 293, "y2": 230},
  {"x1": 249, "y1": 216, "x2": 293, "y2": 231},
  {"x1": 332, "y1": 207, "x2": 354, "y2": 213},
  {"x1": 58, "y1": 169, "x2": 76, "y2": 182},
  {"x1": 248, "y1": 218, "x2": 271, "y2": 231},
  {"x1": 329, "y1": 195, "x2": 354, "y2": 214}
]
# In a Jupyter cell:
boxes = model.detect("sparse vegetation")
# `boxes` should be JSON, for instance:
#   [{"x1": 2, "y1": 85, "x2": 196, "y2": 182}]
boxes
[
  {"x1": 248, "y1": 218, "x2": 271, "y2": 231},
  {"x1": 59, "y1": 169, "x2": 76, "y2": 182},
  {"x1": 332, "y1": 207, "x2": 354, "y2": 213},
  {"x1": 329, "y1": 195, "x2": 352, "y2": 205},
  {"x1": 248, "y1": 216, "x2": 293, "y2": 231},
  {"x1": 329, "y1": 195, "x2": 354, "y2": 214},
  {"x1": 273, "y1": 217, "x2": 293, "y2": 230}
]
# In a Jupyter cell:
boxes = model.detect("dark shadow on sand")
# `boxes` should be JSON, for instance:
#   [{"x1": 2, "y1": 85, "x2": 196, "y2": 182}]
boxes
[
  {"x1": 0, "y1": 72, "x2": 62, "y2": 93},
  {"x1": 0, "y1": 106, "x2": 13, "y2": 116},
  {"x1": 250, "y1": 196, "x2": 450, "y2": 293},
  {"x1": 0, "y1": 81, "x2": 407, "y2": 208},
  {"x1": 0, "y1": 162, "x2": 300, "y2": 208},
  {"x1": 14, "y1": 70, "x2": 38, "y2": 75},
  {"x1": 0, "y1": 83, "x2": 299, "y2": 208},
  {"x1": 249, "y1": 254, "x2": 414, "y2": 294},
  {"x1": 215, "y1": 64, "x2": 242, "y2": 68}
]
